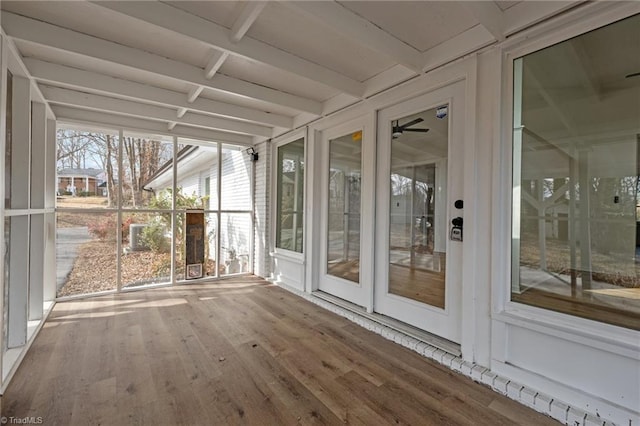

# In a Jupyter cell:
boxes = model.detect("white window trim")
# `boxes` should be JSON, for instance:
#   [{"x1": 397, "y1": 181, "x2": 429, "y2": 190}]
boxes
[{"x1": 494, "y1": 4, "x2": 640, "y2": 351}]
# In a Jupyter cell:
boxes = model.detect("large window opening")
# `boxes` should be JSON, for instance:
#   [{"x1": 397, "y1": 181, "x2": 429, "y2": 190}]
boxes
[
  {"x1": 511, "y1": 14, "x2": 640, "y2": 329},
  {"x1": 55, "y1": 127, "x2": 254, "y2": 298}
]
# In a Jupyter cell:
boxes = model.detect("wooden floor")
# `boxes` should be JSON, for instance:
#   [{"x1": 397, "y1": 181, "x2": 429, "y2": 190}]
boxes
[
  {"x1": 389, "y1": 264, "x2": 445, "y2": 308},
  {"x1": 3, "y1": 277, "x2": 559, "y2": 425}
]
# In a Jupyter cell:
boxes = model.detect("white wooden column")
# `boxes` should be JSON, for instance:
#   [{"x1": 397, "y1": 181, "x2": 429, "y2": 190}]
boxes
[
  {"x1": 43, "y1": 119, "x2": 56, "y2": 302},
  {"x1": 7, "y1": 75, "x2": 31, "y2": 348},
  {"x1": 28, "y1": 102, "x2": 46, "y2": 320}
]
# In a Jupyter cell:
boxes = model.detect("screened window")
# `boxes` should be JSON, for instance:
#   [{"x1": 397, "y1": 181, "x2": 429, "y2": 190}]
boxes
[
  {"x1": 511, "y1": 14, "x2": 640, "y2": 330},
  {"x1": 276, "y1": 138, "x2": 304, "y2": 252}
]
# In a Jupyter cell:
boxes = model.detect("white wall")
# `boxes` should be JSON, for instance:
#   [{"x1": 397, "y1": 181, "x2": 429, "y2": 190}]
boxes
[
  {"x1": 264, "y1": 4, "x2": 640, "y2": 425},
  {"x1": 253, "y1": 140, "x2": 271, "y2": 278}
]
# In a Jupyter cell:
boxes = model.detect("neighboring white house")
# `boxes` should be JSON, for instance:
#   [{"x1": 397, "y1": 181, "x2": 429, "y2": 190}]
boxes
[{"x1": 144, "y1": 144, "x2": 253, "y2": 273}]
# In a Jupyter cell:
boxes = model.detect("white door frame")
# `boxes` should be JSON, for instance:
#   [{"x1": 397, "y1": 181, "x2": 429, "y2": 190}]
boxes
[
  {"x1": 374, "y1": 81, "x2": 466, "y2": 343},
  {"x1": 316, "y1": 115, "x2": 376, "y2": 310}
]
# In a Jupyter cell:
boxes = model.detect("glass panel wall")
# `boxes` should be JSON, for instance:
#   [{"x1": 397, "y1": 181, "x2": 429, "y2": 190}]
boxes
[
  {"x1": 275, "y1": 138, "x2": 304, "y2": 253},
  {"x1": 54, "y1": 129, "x2": 254, "y2": 296},
  {"x1": 511, "y1": 14, "x2": 640, "y2": 330},
  {"x1": 327, "y1": 132, "x2": 361, "y2": 283},
  {"x1": 56, "y1": 129, "x2": 119, "y2": 297},
  {"x1": 175, "y1": 141, "x2": 220, "y2": 280}
]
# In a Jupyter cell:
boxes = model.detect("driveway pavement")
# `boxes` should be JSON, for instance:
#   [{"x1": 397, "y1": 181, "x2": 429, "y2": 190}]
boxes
[{"x1": 56, "y1": 227, "x2": 91, "y2": 291}]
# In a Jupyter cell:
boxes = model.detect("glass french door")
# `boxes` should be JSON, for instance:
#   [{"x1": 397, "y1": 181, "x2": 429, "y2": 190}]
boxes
[
  {"x1": 374, "y1": 82, "x2": 465, "y2": 343},
  {"x1": 317, "y1": 117, "x2": 375, "y2": 308}
]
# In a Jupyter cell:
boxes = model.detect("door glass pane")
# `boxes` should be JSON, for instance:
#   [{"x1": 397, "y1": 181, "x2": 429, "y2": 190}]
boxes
[
  {"x1": 327, "y1": 132, "x2": 362, "y2": 283},
  {"x1": 389, "y1": 107, "x2": 448, "y2": 308}
]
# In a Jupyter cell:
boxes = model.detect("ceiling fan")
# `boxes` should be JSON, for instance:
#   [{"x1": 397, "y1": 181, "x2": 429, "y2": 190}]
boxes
[{"x1": 392, "y1": 118, "x2": 429, "y2": 139}]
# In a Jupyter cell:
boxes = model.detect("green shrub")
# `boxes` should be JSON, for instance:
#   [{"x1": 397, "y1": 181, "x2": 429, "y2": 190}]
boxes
[{"x1": 141, "y1": 221, "x2": 170, "y2": 253}]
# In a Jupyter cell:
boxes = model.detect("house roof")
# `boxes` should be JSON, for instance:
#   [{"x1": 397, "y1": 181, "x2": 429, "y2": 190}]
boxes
[
  {"x1": 0, "y1": 1, "x2": 595, "y2": 146},
  {"x1": 57, "y1": 168, "x2": 104, "y2": 178}
]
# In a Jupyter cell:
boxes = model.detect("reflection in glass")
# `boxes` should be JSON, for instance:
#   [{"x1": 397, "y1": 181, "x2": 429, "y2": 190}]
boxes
[
  {"x1": 389, "y1": 107, "x2": 448, "y2": 308},
  {"x1": 511, "y1": 14, "x2": 640, "y2": 330},
  {"x1": 276, "y1": 138, "x2": 305, "y2": 252},
  {"x1": 327, "y1": 132, "x2": 361, "y2": 283}
]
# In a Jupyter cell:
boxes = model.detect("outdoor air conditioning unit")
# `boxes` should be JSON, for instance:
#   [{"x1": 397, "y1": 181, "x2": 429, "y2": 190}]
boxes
[{"x1": 129, "y1": 224, "x2": 149, "y2": 251}]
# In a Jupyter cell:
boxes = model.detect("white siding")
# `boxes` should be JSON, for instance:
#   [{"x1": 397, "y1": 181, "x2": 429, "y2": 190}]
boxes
[
  {"x1": 221, "y1": 147, "x2": 251, "y2": 211},
  {"x1": 254, "y1": 141, "x2": 271, "y2": 278}
]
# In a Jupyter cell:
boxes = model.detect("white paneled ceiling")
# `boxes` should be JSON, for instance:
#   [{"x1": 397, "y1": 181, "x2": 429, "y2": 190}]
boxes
[{"x1": 1, "y1": 0, "x2": 583, "y2": 145}]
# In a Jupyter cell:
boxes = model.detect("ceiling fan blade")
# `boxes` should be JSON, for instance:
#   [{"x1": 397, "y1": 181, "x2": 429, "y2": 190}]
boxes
[
  {"x1": 403, "y1": 128, "x2": 429, "y2": 133},
  {"x1": 399, "y1": 117, "x2": 424, "y2": 130}
]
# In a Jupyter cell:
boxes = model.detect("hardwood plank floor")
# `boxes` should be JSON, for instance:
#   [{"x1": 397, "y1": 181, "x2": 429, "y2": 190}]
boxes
[{"x1": 2, "y1": 276, "x2": 559, "y2": 425}]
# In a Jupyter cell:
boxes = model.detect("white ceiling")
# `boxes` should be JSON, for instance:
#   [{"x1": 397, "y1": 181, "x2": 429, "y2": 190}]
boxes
[{"x1": 1, "y1": 0, "x2": 583, "y2": 145}]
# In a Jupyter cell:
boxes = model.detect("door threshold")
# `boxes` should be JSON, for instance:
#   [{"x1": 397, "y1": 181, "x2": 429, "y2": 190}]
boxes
[{"x1": 312, "y1": 291, "x2": 461, "y2": 357}]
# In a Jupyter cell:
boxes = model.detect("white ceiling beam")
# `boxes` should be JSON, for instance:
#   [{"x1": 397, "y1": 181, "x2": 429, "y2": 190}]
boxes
[
  {"x1": 422, "y1": 25, "x2": 495, "y2": 73},
  {"x1": 463, "y1": 2, "x2": 505, "y2": 41},
  {"x1": 187, "y1": 86, "x2": 204, "y2": 103},
  {"x1": 281, "y1": 1, "x2": 423, "y2": 73},
  {"x1": 90, "y1": 1, "x2": 365, "y2": 97},
  {"x1": 168, "y1": 122, "x2": 177, "y2": 131},
  {"x1": 41, "y1": 85, "x2": 273, "y2": 138},
  {"x1": 230, "y1": 1, "x2": 267, "y2": 43},
  {"x1": 2, "y1": 11, "x2": 322, "y2": 114},
  {"x1": 53, "y1": 106, "x2": 254, "y2": 146},
  {"x1": 205, "y1": 50, "x2": 229, "y2": 80},
  {"x1": 504, "y1": 1, "x2": 581, "y2": 36},
  {"x1": 176, "y1": 108, "x2": 188, "y2": 119},
  {"x1": 24, "y1": 59, "x2": 292, "y2": 128}
]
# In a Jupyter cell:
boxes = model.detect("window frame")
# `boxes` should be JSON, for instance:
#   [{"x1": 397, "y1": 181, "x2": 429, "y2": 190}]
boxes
[
  {"x1": 495, "y1": 6, "x2": 640, "y2": 350},
  {"x1": 271, "y1": 129, "x2": 307, "y2": 259}
]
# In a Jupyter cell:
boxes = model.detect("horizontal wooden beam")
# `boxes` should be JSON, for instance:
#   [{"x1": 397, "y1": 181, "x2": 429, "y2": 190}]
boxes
[
  {"x1": 230, "y1": 1, "x2": 267, "y2": 43},
  {"x1": 25, "y1": 59, "x2": 293, "y2": 128},
  {"x1": 53, "y1": 106, "x2": 254, "y2": 146},
  {"x1": 91, "y1": 1, "x2": 365, "y2": 97},
  {"x1": 2, "y1": 11, "x2": 322, "y2": 114},
  {"x1": 41, "y1": 85, "x2": 273, "y2": 137}
]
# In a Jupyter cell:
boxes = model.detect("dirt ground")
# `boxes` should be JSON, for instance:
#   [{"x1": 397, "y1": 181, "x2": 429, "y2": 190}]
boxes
[{"x1": 58, "y1": 240, "x2": 173, "y2": 297}]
